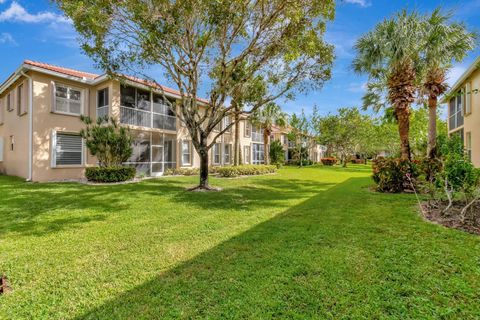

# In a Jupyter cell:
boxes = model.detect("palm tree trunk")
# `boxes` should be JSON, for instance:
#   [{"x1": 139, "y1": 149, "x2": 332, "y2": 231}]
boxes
[
  {"x1": 427, "y1": 96, "x2": 437, "y2": 159},
  {"x1": 263, "y1": 128, "x2": 270, "y2": 165},
  {"x1": 396, "y1": 106, "x2": 411, "y2": 160}
]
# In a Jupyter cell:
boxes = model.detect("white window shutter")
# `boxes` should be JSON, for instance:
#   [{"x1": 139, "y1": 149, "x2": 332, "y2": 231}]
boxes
[
  {"x1": 466, "y1": 82, "x2": 472, "y2": 115},
  {"x1": 51, "y1": 81, "x2": 56, "y2": 112}
]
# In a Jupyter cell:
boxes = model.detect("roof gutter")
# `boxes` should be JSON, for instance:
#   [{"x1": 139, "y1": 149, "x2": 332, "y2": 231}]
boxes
[{"x1": 20, "y1": 71, "x2": 33, "y2": 182}]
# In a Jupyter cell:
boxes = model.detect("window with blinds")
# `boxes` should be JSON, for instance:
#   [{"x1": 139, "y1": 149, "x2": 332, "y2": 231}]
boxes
[{"x1": 55, "y1": 133, "x2": 83, "y2": 166}]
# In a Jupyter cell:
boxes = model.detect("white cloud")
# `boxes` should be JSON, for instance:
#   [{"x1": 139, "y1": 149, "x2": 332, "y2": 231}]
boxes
[
  {"x1": 0, "y1": 32, "x2": 17, "y2": 46},
  {"x1": 343, "y1": 0, "x2": 371, "y2": 7},
  {"x1": 0, "y1": 1, "x2": 70, "y2": 23},
  {"x1": 446, "y1": 65, "x2": 467, "y2": 87}
]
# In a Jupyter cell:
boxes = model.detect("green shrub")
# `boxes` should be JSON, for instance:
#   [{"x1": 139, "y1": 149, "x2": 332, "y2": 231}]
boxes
[
  {"x1": 80, "y1": 116, "x2": 133, "y2": 167},
  {"x1": 269, "y1": 140, "x2": 285, "y2": 165},
  {"x1": 164, "y1": 167, "x2": 200, "y2": 176},
  {"x1": 217, "y1": 165, "x2": 277, "y2": 178},
  {"x1": 209, "y1": 166, "x2": 220, "y2": 174},
  {"x1": 372, "y1": 158, "x2": 419, "y2": 193},
  {"x1": 85, "y1": 166, "x2": 136, "y2": 183},
  {"x1": 321, "y1": 158, "x2": 337, "y2": 166}
]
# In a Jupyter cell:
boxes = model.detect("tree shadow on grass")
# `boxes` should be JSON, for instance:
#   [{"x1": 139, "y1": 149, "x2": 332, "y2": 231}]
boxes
[
  {"x1": 0, "y1": 176, "x2": 180, "y2": 238},
  {"x1": 0, "y1": 175, "x2": 329, "y2": 238},
  {"x1": 73, "y1": 177, "x2": 388, "y2": 319},
  {"x1": 167, "y1": 178, "x2": 336, "y2": 212},
  {"x1": 75, "y1": 175, "x2": 480, "y2": 319}
]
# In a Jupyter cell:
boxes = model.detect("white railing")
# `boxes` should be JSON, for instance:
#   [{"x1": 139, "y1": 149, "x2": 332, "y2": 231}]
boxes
[
  {"x1": 120, "y1": 106, "x2": 152, "y2": 128},
  {"x1": 252, "y1": 132, "x2": 263, "y2": 143},
  {"x1": 152, "y1": 113, "x2": 176, "y2": 131},
  {"x1": 97, "y1": 106, "x2": 109, "y2": 120},
  {"x1": 121, "y1": 106, "x2": 176, "y2": 130}
]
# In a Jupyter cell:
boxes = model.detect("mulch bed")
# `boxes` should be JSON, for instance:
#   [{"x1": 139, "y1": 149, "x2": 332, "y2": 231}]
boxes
[{"x1": 421, "y1": 201, "x2": 480, "y2": 235}]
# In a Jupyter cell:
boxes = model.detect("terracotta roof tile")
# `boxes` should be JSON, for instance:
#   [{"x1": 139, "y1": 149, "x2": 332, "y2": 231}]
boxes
[
  {"x1": 24, "y1": 60, "x2": 100, "y2": 80},
  {"x1": 22, "y1": 60, "x2": 209, "y2": 104}
]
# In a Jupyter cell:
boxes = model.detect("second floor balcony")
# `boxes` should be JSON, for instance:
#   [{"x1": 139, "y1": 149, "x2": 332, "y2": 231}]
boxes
[
  {"x1": 120, "y1": 85, "x2": 177, "y2": 131},
  {"x1": 120, "y1": 106, "x2": 176, "y2": 131}
]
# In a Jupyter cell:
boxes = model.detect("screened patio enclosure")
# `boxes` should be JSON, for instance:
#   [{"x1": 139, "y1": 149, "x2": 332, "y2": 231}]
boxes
[{"x1": 123, "y1": 131, "x2": 177, "y2": 176}]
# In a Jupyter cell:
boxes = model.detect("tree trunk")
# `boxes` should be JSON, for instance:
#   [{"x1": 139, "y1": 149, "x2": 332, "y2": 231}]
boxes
[
  {"x1": 199, "y1": 148, "x2": 210, "y2": 189},
  {"x1": 263, "y1": 128, "x2": 270, "y2": 165},
  {"x1": 396, "y1": 106, "x2": 411, "y2": 161},
  {"x1": 234, "y1": 110, "x2": 240, "y2": 166},
  {"x1": 427, "y1": 95, "x2": 437, "y2": 159}
]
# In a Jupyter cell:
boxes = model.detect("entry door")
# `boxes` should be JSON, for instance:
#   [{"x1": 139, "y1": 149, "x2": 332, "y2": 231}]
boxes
[{"x1": 151, "y1": 145, "x2": 164, "y2": 176}]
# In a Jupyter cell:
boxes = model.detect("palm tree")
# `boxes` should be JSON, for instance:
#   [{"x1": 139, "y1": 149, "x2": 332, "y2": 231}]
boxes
[
  {"x1": 420, "y1": 9, "x2": 476, "y2": 159},
  {"x1": 251, "y1": 103, "x2": 288, "y2": 165},
  {"x1": 353, "y1": 10, "x2": 424, "y2": 160}
]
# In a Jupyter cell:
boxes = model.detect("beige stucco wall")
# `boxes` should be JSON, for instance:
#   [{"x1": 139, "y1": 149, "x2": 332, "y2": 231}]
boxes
[
  {"x1": 0, "y1": 76, "x2": 30, "y2": 179},
  {"x1": 30, "y1": 71, "x2": 97, "y2": 181},
  {"x1": 1, "y1": 70, "x2": 275, "y2": 181},
  {"x1": 448, "y1": 68, "x2": 480, "y2": 167}
]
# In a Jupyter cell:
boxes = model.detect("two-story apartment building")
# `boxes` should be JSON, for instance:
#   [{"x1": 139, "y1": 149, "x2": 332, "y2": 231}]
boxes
[
  {"x1": 0, "y1": 60, "x2": 271, "y2": 182},
  {"x1": 444, "y1": 56, "x2": 480, "y2": 167}
]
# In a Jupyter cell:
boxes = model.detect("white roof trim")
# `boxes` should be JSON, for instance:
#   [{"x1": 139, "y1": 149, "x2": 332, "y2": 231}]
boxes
[
  {"x1": 442, "y1": 56, "x2": 480, "y2": 103},
  {"x1": 0, "y1": 63, "x2": 208, "y2": 106}
]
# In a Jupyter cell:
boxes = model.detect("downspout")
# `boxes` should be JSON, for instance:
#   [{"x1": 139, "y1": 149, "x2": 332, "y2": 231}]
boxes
[{"x1": 21, "y1": 71, "x2": 33, "y2": 182}]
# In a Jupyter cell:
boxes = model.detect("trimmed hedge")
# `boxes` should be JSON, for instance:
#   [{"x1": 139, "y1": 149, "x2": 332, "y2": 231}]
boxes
[
  {"x1": 85, "y1": 166, "x2": 136, "y2": 183},
  {"x1": 164, "y1": 167, "x2": 200, "y2": 176},
  {"x1": 321, "y1": 158, "x2": 337, "y2": 166},
  {"x1": 372, "y1": 158, "x2": 419, "y2": 193},
  {"x1": 217, "y1": 165, "x2": 277, "y2": 178}
]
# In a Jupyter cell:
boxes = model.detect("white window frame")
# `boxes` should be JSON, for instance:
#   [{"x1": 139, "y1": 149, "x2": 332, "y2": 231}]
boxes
[
  {"x1": 6, "y1": 92, "x2": 13, "y2": 112},
  {"x1": 96, "y1": 87, "x2": 109, "y2": 118},
  {"x1": 51, "y1": 130, "x2": 85, "y2": 168},
  {"x1": 244, "y1": 145, "x2": 251, "y2": 164},
  {"x1": 224, "y1": 117, "x2": 232, "y2": 133},
  {"x1": 53, "y1": 83, "x2": 85, "y2": 116},
  {"x1": 244, "y1": 121, "x2": 251, "y2": 138},
  {"x1": 181, "y1": 140, "x2": 192, "y2": 166},
  {"x1": 224, "y1": 144, "x2": 232, "y2": 164},
  {"x1": 213, "y1": 143, "x2": 221, "y2": 165}
]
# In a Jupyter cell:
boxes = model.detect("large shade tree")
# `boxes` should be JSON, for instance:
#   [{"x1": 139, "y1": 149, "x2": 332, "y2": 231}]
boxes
[
  {"x1": 251, "y1": 103, "x2": 288, "y2": 165},
  {"x1": 56, "y1": 0, "x2": 335, "y2": 190},
  {"x1": 420, "y1": 9, "x2": 476, "y2": 159},
  {"x1": 353, "y1": 10, "x2": 424, "y2": 160}
]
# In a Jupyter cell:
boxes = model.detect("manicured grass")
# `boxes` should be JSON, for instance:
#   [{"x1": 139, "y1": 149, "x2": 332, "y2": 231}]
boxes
[{"x1": 1, "y1": 165, "x2": 479, "y2": 319}]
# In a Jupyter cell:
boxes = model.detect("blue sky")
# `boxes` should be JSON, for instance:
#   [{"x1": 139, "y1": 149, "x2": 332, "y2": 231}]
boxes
[{"x1": 0, "y1": 0, "x2": 479, "y2": 117}]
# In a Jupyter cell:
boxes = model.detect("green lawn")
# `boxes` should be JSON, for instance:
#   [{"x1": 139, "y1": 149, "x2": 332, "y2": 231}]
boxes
[{"x1": 1, "y1": 166, "x2": 480, "y2": 319}]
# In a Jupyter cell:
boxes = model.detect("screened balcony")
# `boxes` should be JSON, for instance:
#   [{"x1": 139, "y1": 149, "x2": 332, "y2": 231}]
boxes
[{"x1": 120, "y1": 85, "x2": 177, "y2": 131}]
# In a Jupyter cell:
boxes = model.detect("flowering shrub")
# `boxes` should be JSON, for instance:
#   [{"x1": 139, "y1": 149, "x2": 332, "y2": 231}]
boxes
[
  {"x1": 372, "y1": 158, "x2": 419, "y2": 193},
  {"x1": 217, "y1": 165, "x2": 277, "y2": 178},
  {"x1": 321, "y1": 158, "x2": 337, "y2": 166}
]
